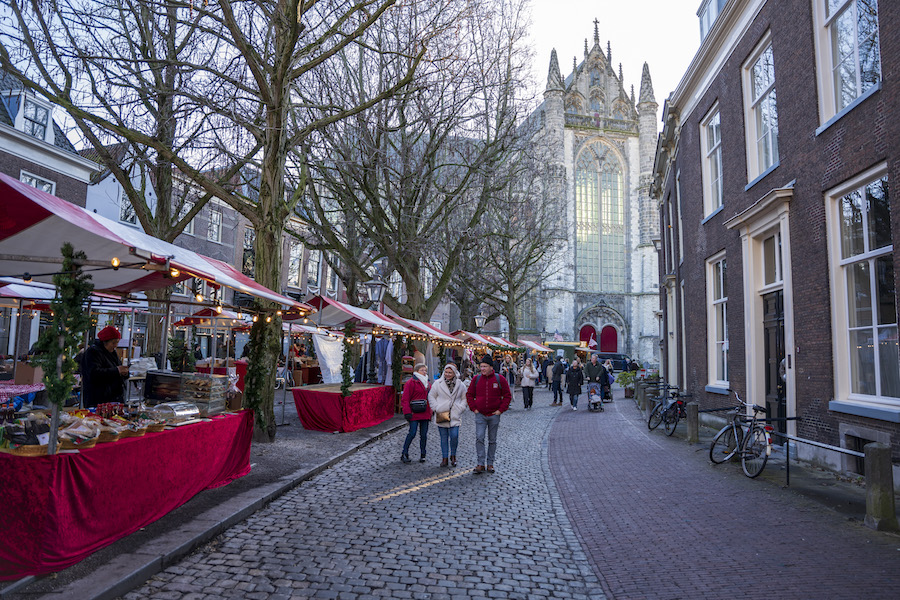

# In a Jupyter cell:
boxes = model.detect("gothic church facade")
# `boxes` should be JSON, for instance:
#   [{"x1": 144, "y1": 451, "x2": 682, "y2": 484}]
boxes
[{"x1": 534, "y1": 24, "x2": 660, "y2": 366}]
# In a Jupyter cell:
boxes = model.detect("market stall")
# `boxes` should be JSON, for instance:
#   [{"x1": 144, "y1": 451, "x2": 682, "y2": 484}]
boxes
[
  {"x1": 291, "y1": 383, "x2": 394, "y2": 433},
  {"x1": 174, "y1": 308, "x2": 251, "y2": 391},
  {"x1": 0, "y1": 410, "x2": 252, "y2": 580}
]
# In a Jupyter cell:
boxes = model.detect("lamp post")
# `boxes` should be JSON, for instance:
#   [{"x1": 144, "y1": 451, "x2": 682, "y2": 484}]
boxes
[
  {"x1": 474, "y1": 312, "x2": 487, "y2": 330},
  {"x1": 363, "y1": 276, "x2": 388, "y2": 383}
]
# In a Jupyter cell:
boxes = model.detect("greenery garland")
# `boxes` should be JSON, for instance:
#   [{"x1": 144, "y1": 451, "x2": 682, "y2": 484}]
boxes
[
  {"x1": 340, "y1": 322, "x2": 355, "y2": 397},
  {"x1": 438, "y1": 343, "x2": 447, "y2": 372},
  {"x1": 391, "y1": 335, "x2": 404, "y2": 393},
  {"x1": 34, "y1": 243, "x2": 94, "y2": 408}
]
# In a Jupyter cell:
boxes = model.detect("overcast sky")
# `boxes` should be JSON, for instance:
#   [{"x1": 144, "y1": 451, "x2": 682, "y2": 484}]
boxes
[{"x1": 526, "y1": 0, "x2": 702, "y2": 111}]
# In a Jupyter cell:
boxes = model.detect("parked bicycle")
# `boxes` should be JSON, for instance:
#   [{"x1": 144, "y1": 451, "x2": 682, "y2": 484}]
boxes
[
  {"x1": 709, "y1": 389, "x2": 773, "y2": 478},
  {"x1": 647, "y1": 384, "x2": 680, "y2": 431},
  {"x1": 274, "y1": 361, "x2": 294, "y2": 390},
  {"x1": 660, "y1": 391, "x2": 693, "y2": 436}
]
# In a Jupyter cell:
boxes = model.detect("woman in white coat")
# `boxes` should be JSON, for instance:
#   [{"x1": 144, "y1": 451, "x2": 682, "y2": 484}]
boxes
[
  {"x1": 520, "y1": 357, "x2": 538, "y2": 410},
  {"x1": 428, "y1": 363, "x2": 469, "y2": 467}
]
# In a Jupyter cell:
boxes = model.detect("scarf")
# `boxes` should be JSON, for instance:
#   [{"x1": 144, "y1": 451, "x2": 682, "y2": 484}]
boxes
[
  {"x1": 413, "y1": 371, "x2": 429, "y2": 386},
  {"x1": 446, "y1": 377, "x2": 456, "y2": 394}
]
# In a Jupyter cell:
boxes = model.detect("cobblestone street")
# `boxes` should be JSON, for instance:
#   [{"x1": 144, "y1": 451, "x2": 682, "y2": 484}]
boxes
[
  {"x1": 120, "y1": 387, "x2": 900, "y2": 600},
  {"x1": 122, "y1": 387, "x2": 603, "y2": 600}
]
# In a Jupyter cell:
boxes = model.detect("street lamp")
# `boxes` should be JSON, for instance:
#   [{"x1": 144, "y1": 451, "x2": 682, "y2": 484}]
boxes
[
  {"x1": 363, "y1": 276, "x2": 388, "y2": 383},
  {"x1": 474, "y1": 312, "x2": 487, "y2": 330}
]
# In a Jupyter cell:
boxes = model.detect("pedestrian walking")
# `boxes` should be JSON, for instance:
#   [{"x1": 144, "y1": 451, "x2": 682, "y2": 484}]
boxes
[
  {"x1": 466, "y1": 355, "x2": 511, "y2": 474},
  {"x1": 584, "y1": 353, "x2": 604, "y2": 405},
  {"x1": 551, "y1": 356, "x2": 565, "y2": 405},
  {"x1": 428, "y1": 363, "x2": 468, "y2": 467},
  {"x1": 544, "y1": 356, "x2": 554, "y2": 390},
  {"x1": 400, "y1": 363, "x2": 432, "y2": 464},
  {"x1": 500, "y1": 354, "x2": 517, "y2": 388},
  {"x1": 520, "y1": 357, "x2": 538, "y2": 409},
  {"x1": 566, "y1": 359, "x2": 584, "y2": 410}
]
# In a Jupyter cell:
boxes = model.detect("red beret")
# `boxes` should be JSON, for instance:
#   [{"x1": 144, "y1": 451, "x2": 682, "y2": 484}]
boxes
[{"x1": 97, "y1": 325, "x2": 121, "y2": 342}]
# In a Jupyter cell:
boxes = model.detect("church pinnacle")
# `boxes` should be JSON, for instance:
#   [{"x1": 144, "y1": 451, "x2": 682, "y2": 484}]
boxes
[
  {"x1": 546, "y1": 48, "x2": 565, "y2": 93},
  {"x1": 639, "y1": 62, "x2": 656, "y2": 104},
  {"x1": 593, "y1": 18, "x2": 600, "y2": 47}
]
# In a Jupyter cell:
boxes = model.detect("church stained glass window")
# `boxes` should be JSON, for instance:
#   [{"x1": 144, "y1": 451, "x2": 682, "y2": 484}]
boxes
[{"x1": 575, "y1": 142, "x2": 625, "y2": 292}]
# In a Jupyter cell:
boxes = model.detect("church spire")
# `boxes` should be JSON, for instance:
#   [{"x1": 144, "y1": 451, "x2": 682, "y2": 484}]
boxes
[
  {"x1": 618, "y1": 62, "x2": 623, "y2": 83},
  {"x1": 584, "y1": 39, "x2": 588, "y2": 57},
  {"x1": 546, "y1": 48, "x2": 565, "y2": 93},
  {"x1": 607, "y1": 41, "x2": 612, "y2": 64},
  {"x1": 639, "y1": 62, "x2": 656, "y2": 104},
  {"x1": 593, "y1": 18, "x2": 600, "y2": 47},
  {"x1": 631, "y1": 85, "x2": 635, "y2": 104}
]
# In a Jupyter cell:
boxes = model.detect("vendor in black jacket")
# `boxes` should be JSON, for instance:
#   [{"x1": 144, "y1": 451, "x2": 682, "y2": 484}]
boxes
[{"x1": 82, "y1": 326, "x2": 128, "y2": 408}]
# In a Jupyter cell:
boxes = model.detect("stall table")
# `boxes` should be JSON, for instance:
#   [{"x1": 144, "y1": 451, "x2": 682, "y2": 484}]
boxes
[
  {"x1": 0, "y1": 383, "x2": 45, "y2": 404},
  {"x1": 292, "y1": 383, "x2": 394, "y2": 433},
  {"x1": 0, "y1": 410, "x2": 253, "y2": 580}
]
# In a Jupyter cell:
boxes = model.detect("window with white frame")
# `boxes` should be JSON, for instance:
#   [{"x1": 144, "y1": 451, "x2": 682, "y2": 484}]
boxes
[
  {"x1": 119, "y1": 197, "x2": 137, "y2": 225},
  {"x1": 327, "y1": 254, "x2": 339, "y2": 294},
  {"x1": 287, "y1": 241, "x2": 303, "y2": 288},
  {"x1": 22, "y1": 98, "x2": 50, "y2": 140},
  {"x1": 207, "y1": 208, "x2": 222, "y2": 242},
  {"x1": 177, "y1": 200, "x2": 194, "y2": 235},
  {"x1": 700, "y1": 107, "x2": 724, "y2": 216},
  {"x1": 242, "y1": 227, "x2": 255, "y2": 278},
  {"x1": 19, "y1": 171, "x2": 54, "y2": 194},
  {"x1": 708, "y1": 254, "x2": 728, "y2": 385},
  {"x1": 762, "y1": 231, "x2": 783, "y2": 286},
  {"x1": 742, "y1": 38, "x2": 779, "y2": 180},
  {"x1": 813, "y1": 0, "x2": 880, "y2": 123},
  {"x1": 828, "y1": 171, "x2": 899, "y2": 401},
  {"x1": 306, "y1": 250, "x2": 321, "y2": 289}
]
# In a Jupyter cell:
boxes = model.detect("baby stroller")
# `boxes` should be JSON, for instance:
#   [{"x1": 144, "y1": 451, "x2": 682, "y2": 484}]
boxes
[{"x1": 587, "y1": 382, "x2": 604, "y2": 412}]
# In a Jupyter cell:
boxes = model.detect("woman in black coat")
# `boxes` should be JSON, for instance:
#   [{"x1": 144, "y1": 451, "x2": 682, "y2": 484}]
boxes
[
  {"x1": 82, "y1": 326, "x2": 129, "y2": 408},
  {"x1": 565, "y1": 359, "x2": 584, "y2": 411}
]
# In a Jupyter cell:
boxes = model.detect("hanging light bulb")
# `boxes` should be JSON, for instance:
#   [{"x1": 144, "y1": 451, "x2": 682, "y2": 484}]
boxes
[
  {"x1": 111, "y1": 257, "x2": 120, "y2": 268},
  {"x1": 252, "y1": 315, "x2": 258, "y2": 322},
  {"x1": 266, "y1": 316, "x2": 272, "y2": 323},
  {"x1": 195, "y1": 293, "x2": 204, "y2": 302},
  {"x1": 170, "y1": 268, "x2": 180, "y2": 278},
  {"x1": 215, "y1": 304, "x2": 223, "y2": 314}
]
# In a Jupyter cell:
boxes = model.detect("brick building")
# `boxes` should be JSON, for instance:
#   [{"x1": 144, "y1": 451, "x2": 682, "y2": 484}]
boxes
[{"x1": 651, "y1": 0, "x2": 900, "y2": 479}]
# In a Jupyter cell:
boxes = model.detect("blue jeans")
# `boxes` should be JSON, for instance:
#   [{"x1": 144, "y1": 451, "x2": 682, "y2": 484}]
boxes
[
  {"x1": 551, "y1": 380, "x2": 563, "y2": 403},
  {"x1": 438, "y1": 425, "x2": 460, "y2": 458},
  {"x1": 402, "y1": 420, "x2": 429, "y2": 456},
  {"x1": 474, "y1": 413, "x2": 501, "y2": 466},
  {"x1": 570, "y1": 394, "x2": 580, "y2": 408}
]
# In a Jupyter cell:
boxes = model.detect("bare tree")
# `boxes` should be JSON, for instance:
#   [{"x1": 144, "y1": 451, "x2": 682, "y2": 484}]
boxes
[
  {"x1": 0, "y1": 0, "x2": 427, "y2": 442},
  {"x1": 298, "y1": 0, "x2": 536, "y2": 321}
]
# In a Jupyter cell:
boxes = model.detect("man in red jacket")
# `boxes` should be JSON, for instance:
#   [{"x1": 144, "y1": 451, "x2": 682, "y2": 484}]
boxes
[{"x1": 466, "y1": 354, "x2": 511, "y2": 474}]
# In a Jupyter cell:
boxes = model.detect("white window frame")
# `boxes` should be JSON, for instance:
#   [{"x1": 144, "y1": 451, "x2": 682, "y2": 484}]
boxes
[
  {"x1": 741, "y1": 34, "x2": 779, "y2": 182},
  {"x1": 19, "y1": 171, "x2": 55, "y2": 195},
  {"x1": 812, "y1": 0, "x2": 881, "y2": 127},
  {"x1": 700, "y1": 105, "x2": 724, "y2": 216},
  {"x1": 178, "y1": 200, "x2": 194, "y2": 236},
  {"x1": 207, "y1": 208, "x2": 222, "y2": 243},
  {"x1": 707, "y1": 252, "x2": 729, "y2": 388},
  {"x1": 21, "y1": 96, "x2": 52, "y2": 143},
  {"x1": 824, "y1": 162, "x2": 899, "y2": 413},
  {"x1": 287, "y1": 241, "x2": 303, "y2": 289},
  {"x1": 306, "y1": 250, "x2": 321, "y2": 291},
  {"x1": 119, "y1": 192, "x2": 137, "y2": 225}
]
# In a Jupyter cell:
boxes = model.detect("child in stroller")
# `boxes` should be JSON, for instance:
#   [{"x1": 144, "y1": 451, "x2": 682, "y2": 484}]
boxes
[{"x1": 587, "y1": 381, "x2": 604, "y2": 412}]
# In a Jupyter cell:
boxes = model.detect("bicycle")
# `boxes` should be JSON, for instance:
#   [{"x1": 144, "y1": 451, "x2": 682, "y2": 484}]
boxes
[
  {"x1": 708, "y1": 389, "x2": 773, "y2": 478},
  {"x1": 647, "y1": 384, "x2": 680, "y2": 431},
  {"x1": 274, "y1": 362, "x2": 294, "y2": 390},
  {"x1": 661, "y1": 391, "x2": 693, "y2": 436}
]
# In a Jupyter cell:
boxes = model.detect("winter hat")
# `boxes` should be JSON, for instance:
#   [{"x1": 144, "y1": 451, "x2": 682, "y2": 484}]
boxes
[
  {"x1": 479, "y1": 355, "x2": 494, "y2": 367},
  {"x1": 443, "y1": 363, "x2": 460, "y2": 378},
  {"x1": 97, "y1": 325, "x2": 121, "y2": 342}
]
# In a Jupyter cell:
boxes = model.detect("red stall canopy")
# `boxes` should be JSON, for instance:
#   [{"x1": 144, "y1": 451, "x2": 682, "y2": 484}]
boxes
[
  {"x1": 305, "y1": 295, "x2": 415, "y2": 334},
  {"x1": 0, "y1": 174, "x2": 308, "y2": 309}
]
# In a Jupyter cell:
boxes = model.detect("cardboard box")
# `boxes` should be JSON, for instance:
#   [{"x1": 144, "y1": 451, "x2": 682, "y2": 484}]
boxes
[
  {"x1": 293, "y1": 370, "x2": 304, "y2": 386},
  {"x1": 14, "y1": 363, "x2": 44, "y2": 385},
  {"x1": 227, "y1": 391, "x2": 243, "y2": 411}
]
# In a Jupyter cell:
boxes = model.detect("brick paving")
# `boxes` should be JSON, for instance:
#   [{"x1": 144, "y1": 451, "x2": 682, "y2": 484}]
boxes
[
  {"x1": 549, "y1": 391, "x2": 900, "y2": 600},
  {"x1": 121, "y1": 387, "x2": 604, "y2": 599}
]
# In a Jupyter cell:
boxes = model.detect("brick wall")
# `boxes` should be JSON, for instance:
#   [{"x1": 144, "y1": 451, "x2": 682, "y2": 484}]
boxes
[{"x1": 0, "y1": 149, "x2": 88, "y2": 207}]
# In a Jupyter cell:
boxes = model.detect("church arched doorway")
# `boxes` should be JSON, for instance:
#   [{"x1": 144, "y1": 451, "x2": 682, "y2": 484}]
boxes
[
  {"x1": 579, "y1": 324, "x2": 597, "y2": 349},
  {"x1": 599, "y1": 325, "x2": 618, "y2": 352}
]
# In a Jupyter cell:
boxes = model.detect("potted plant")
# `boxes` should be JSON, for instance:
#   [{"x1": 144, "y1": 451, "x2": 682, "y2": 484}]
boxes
[{"x1": 616, "y1": 369, "x2": 636, "y2": 398}]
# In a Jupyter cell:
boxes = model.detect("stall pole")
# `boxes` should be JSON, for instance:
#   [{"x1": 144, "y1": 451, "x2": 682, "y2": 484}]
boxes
[
  {"x1": 11, "y1": 298, "x2": 22, "y2": 381},
  {"x1": 279, "y1": 322, "x2": 291, "y2": 426},
  {"x1": 159, "y1": 302, "x2": 171, "y2": 370},
  {"x1": 127, "y1": 306, "x2": 136, "y2": 366}
]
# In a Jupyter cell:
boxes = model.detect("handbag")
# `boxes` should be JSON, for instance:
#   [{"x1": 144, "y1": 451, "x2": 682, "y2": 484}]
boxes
[
  {"x1": 409, "y1": 398, "x2": 427, "y2": 413},
  {"x1": 435, "y1": 409, "x2": 451, "y2": 424}
]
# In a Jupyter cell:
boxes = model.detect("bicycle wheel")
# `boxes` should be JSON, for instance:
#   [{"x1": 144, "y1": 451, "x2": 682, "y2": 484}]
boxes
[
  {"x1": 741, "y1": 426, "x2": 769, "y2": 478},
  {"x1": 664, "y1": 406, "x2": 680, "y2": 436},
  {"x1": 648, "y1": 403, "x2": 664, "y2": 430},
  {"x1": 709, "y1": 426, "x2": 738, "y2": 464}
]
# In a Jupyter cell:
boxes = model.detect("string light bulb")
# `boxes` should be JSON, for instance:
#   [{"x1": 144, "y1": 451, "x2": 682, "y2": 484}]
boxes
[
  {"x1": 266, "y1": 316, "x2": 272, "y2": 323},
  {"x1": 195, "y1": 293, "x2": 203, "y2": 302},
  {"x1": 252, "y1": 315, "x2": 258, "y2": 322},
  {"x1": 111, "y1": 257, "x2": 120, "y2": 268},
  {"x1": 170, "y1": 268, "x2": 180, "y2": 278}
]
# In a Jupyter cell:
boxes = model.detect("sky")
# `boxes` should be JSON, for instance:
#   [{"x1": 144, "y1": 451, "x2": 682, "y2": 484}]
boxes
[{"x1": 526, "y1": 0, "x2": 702, "y2": 109}]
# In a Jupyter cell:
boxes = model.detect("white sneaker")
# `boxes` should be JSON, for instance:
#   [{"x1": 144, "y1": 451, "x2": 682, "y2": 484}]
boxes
[{"x1": 572, "y1": 405, "x2": 577, "y2": 411}]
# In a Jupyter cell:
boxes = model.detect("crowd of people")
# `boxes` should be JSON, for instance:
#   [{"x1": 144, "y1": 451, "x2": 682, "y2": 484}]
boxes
[{"x1": 399, "y1": 349, "x2": 635, "y2": 475}]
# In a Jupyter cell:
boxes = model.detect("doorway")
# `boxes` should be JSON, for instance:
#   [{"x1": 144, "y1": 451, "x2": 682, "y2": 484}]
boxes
[
  {"x1": 763, "y1": 290, "x2": 785, "y2": 435},
  {"x1": 600, "y1": 325, "x2": 618, "y2": 352}
]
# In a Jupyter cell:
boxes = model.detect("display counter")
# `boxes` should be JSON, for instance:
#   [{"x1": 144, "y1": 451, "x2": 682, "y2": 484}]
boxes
[
  {"x1": 196, "y1": 359, "x2": 248, "y2": 392},
  {"x1": 291, "y1": 383, "x2": 394, "y2": 433},
  {"x1": 0, "y1": 410, "x2": 253, "y2": 580}
]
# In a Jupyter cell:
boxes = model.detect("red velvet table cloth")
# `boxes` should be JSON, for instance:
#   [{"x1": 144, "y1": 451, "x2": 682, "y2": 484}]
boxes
[
  {"x1": 0, "y1": 410, "x2": 253, "y2": 580},
  {"x1": 292, "y1": 384, "x2": 395, "y2": 433},
  {"x1": 197, "y1": 360, "x2": 248, "y2": 391}
]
